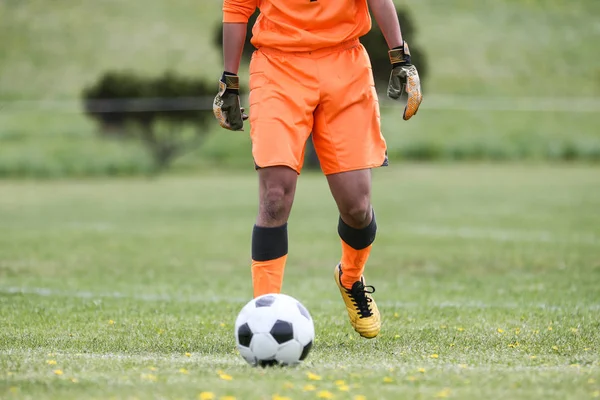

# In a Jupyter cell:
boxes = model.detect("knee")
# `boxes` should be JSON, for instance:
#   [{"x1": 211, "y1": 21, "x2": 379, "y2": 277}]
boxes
[
  {"x1": 261, "y1": 185, "x2": 293, "y2": 224},
  {"x1": 339, "y1": 197, "x2": 372, "y2": 228}
]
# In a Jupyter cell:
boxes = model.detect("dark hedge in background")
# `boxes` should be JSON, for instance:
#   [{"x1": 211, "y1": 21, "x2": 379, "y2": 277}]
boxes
[{"x1": 83, "y1": 71, "x2": 215, "y2": 172}]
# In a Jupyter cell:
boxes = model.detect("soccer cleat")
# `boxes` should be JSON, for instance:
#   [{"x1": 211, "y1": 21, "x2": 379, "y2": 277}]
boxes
[{"x1": 334, "y1": 264, "x2": 381, "y2": 339}]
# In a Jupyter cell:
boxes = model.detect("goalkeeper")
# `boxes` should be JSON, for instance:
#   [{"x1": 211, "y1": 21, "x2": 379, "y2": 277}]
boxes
[{"x1": 214, "y1": 0, "x2": 422, "y2": 339}]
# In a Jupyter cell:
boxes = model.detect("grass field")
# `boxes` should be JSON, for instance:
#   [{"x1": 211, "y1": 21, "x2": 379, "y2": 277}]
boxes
[{"x1": 1, "y1": 165, "x2": 599, "y2": 399}]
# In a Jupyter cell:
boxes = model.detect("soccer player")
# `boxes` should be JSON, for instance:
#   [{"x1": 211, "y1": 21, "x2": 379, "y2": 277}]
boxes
[{"x1": 214, "y1": 0, "x2": 422, "y2": 339}]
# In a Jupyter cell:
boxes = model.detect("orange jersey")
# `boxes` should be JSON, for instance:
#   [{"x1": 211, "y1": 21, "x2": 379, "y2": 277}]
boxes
[{"x1": 223, "y1": 0, "x2": 372, "y2": 52}]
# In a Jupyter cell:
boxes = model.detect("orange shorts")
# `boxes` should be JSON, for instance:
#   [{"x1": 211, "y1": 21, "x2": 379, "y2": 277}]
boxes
[{"x1": 248, "y1": 39, "x2": 387, "y2": 175}]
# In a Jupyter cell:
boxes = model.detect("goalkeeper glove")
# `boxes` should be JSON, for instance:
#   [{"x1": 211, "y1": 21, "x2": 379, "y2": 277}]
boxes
[
  {"x1": 387, "y1": 42, "x2": 423, "y2": 120},
  {"x1": 213, "y1": 72, "x2": 248, "y2": 131}
]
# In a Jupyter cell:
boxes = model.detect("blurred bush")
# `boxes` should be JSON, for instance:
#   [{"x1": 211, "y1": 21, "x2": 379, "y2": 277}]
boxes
[{"x1": 83, "y1": 71, "x2": 215, "y2": 172}]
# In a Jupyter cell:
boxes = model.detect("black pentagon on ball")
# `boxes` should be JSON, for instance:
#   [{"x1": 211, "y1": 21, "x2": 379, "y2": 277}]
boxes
[
  {"x1": 300, "y1": 340, "x2": 313, "y2": 361},
  {"x1": 255, "y1": 295, "x2": 276, "y2": 307},
  {"x1": 237, "y1": 323, "x2": 252, "y2": 347},
  {"x1": 297, "y1": 302, "x2": 311, "y2": 320},
  {"x1": 270, "y1": 320, "x2": 294, "y2": 344}
]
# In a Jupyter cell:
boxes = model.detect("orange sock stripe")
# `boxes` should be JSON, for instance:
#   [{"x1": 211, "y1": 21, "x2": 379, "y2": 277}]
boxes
[
  {"x1": 340, "y1": 241, "x2": 372, "y2": 289},
  {"x1": 251, "y1": 255, "x2": 287, "y2": 298}
]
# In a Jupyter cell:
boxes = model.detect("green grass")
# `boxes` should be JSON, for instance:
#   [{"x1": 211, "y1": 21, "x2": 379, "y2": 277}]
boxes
[
  {"x1": 407, "y1": 0, "x2": 600, "y2": 97},
  {"x1": 1, "y1": 165, "x2": 600, "y2": 399}
]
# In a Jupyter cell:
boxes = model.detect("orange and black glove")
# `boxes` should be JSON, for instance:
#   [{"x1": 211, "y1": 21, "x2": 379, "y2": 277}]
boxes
[
  {"x1": 213, "y1": 72, "x2": 248, "y2": 131},
  {"x1": 387, "y1": 42, "x2": 423, "y2": 120}
]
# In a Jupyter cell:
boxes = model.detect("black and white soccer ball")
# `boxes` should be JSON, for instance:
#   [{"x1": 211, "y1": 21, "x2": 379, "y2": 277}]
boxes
[{"x1": 234, "y1": 293, "x2": 315, "y2": 367}]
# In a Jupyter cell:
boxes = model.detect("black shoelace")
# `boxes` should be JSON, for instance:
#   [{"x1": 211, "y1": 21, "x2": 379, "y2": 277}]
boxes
[{"x1": 348, "y1": 281, "x2": 376, "y2": 318}]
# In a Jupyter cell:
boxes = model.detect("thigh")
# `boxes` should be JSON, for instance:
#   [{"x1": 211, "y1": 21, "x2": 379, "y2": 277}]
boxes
[
  {"x1": 312, "y1": 45, "x2": 388, "y2": 175},
  {"x1": 249, "y1": 51, "x2": 319, "y2": 173}
]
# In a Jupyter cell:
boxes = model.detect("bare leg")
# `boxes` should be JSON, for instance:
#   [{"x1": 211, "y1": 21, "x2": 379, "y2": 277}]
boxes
[
  {"x1": 252, "y1": 166, "x2": 298, "y2": 297},
  {"x1": 328, "y1": 168, "x2": 381, "y2": 338},
  {"x1": 327, "y1": 169, "x2": 376, "y2": 288}
]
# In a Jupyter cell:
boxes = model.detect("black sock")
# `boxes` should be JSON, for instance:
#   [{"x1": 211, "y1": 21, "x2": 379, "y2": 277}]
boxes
[
  {"x1": 338, "y1": 211, "x2": 377, "y2": 250},
  {"x1": 252, "y1": 224, "x2": 288, "y2": 261}
]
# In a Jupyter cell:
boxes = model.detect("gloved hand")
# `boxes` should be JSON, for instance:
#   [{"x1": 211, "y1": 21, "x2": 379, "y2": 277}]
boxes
[
  {"x1": 213, "y1": 72, "x2": 248, "y2": 131},
  {"x1": 387, "y1": 42, "x2": 423, "y2": 120}
]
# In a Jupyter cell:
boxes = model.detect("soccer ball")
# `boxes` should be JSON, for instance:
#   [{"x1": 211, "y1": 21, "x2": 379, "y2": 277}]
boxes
[{"x1": 234, "y1": 293, "x2": 315, "y2": 367}]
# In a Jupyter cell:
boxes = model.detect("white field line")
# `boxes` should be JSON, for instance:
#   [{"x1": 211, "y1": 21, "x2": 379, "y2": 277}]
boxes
[
  {"x1": 0, "y1": 350, "x2": 241, "y2": 365},
  {"x1": 0, "y1": 286, "x2": 245, "y2": 304},
  {"x1": 2, "y1": 286, "x2": 599, "y2": 311},
  {"x1": 0, "y1": 350, "x2": 596, "y2": 373},
  {"x1": 408, "y1": 95, "x2": 600, "y2": 113},
  {"x1": 402, "y1": 225, "x2": 600, "y2": 245},
  {"x1": 2, "y1": 95, "x2": 600, "y2": 113},
  {"x1": 13, "y1": 221, "x2": 600, "y2": 246}
]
